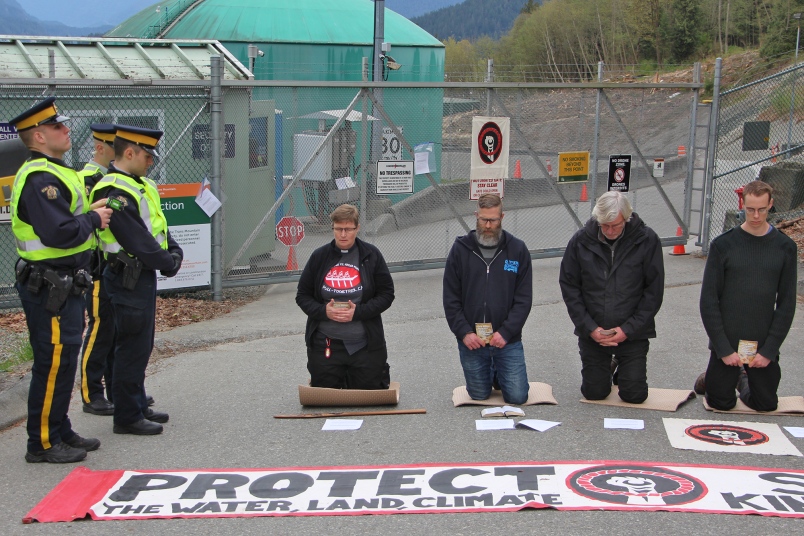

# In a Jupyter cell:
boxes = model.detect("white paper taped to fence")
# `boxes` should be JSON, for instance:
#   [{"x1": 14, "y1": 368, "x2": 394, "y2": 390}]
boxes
[{"x1": 471, "y1": 116, "x2": 510, "y2": 180}]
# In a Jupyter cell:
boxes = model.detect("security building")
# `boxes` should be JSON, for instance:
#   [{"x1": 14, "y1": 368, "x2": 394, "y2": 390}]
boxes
[{"x1": 107, "y1": 0, "x2": 446, "y2": 213}]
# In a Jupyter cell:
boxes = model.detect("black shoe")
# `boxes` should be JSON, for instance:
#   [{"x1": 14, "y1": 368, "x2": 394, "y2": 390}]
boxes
[
  {"x1": 693, "y1": 372, "x2": 706, "y2": 395},
  {"x1": 63, "y1": 434, "x2": 101, "y2": 452},
  {"x1": 83, "y1": 398, "x2": 115, "y2": 416},
  {"x1": 25, "y1": 442, "x2": 87, "y2": 463},
  {"x1": 113, "y1": 419, "x2": 163, "y2": 435},
  {"x1": 145, "y1": 395, "x2": 155, "y2": 406},
  {"x1": 143, "y1": 408, "x2": 169, "y2": 424}
]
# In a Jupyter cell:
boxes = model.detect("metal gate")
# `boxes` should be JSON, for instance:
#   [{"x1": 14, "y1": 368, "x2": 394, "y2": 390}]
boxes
[{"x1": 220, "y1": 72, "x2": 702, "y2": 290}]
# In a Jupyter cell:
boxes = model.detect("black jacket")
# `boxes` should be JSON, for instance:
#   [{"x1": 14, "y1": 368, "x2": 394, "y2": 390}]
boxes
[
  {"x1": 296, "y1": 237, "x2": 395, "y2": 350},
  {"x1": 559, "y1": 212, "x2": 664, "y2": 340},
  {"x1": 443, "y1": 230, "x2": 533, "y2": 344}
]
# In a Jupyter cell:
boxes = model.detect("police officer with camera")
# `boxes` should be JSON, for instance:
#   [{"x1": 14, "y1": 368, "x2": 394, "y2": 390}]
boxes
[
  {"x1": 9, "y1": 97, "x2": 113, "y2": 463},
  {"x1": 90, "y1": 125, "x2": 182, "y2": 436}
]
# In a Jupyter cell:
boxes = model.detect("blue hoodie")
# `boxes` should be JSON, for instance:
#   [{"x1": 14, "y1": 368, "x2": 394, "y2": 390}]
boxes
[{"x1": 443, "y1": 230, "x2": 533, "y2": 344}]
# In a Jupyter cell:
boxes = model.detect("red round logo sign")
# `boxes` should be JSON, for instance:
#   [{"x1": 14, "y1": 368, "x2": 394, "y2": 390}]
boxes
[
  {"x1": 614, "y1": 168, "x2": 625, "y2": 182},
  {"x1": 685, "y1": 424, "x2": 769, "y2": 446},
  {"x1": 567, "y1": 464, "x2": 707, "y2": 506},
  {"x1": 477, "y1": 122, "x2": 503, "y2": 164}
]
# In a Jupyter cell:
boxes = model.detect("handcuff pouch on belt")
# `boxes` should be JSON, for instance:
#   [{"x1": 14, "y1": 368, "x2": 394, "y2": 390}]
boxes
[{"x1": 109, "y1": 252, "x2": 142, "y2": 290}]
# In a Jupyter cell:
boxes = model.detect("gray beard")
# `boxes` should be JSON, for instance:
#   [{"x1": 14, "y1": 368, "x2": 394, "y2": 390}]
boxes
[{"x1": 476, "y1": 229, "x2": 501, "y2": 248}]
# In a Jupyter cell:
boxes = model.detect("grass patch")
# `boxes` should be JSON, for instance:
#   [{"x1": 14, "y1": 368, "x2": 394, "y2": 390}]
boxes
[
  {"x1": 0, "y1": 338, "x2": 33, "y2": 373},
  {"x1": 767, "y1": 85, "x2": 804, "y2": 121}
]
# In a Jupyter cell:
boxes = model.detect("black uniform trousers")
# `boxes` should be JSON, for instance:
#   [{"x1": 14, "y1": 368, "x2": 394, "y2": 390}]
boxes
[
  {"x1": 579, "y1": 337, "x2": 649, "y2": 404},
  {"x1": 104, "y1": 266, "x2": 156, "y2": 426},
  {"x1": 704, "y1": 351, "x2": 781, "y2": 412},
  {"x1": 80, "y1": 277, "x2": 116, "y2": 403},
  {"x1": 17, "y1": 283, "x2": 84, "y2": 453},
  {"x1": 306, "y1": 331, "x2": 389, "y2": 389}
]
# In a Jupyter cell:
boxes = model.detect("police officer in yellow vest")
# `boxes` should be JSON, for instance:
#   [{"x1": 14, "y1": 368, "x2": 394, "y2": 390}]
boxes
[
  {"x1": 78, "y1": 123, "x2": 118, "y2": 416},
  {"x1": 91, "y1": 124, "x2": 182, "y2": 435},
  {"x1": 78, "y1": 123, "x2": 116, "y2": 195},
  {"x1": 9, "y1": 97, "x2": 113, "y2": 463}
]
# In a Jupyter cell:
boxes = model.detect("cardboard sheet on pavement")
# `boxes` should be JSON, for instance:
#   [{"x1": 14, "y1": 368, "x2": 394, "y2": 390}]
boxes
[
  {"x1": 298, "y1": 382, "x2": 400, "y2": 407},
  {"x1": 452, "y1": 382, "x2": 557, "y2": 406},
  {"x1": 580, "y1": 387, "x2": 695, "y2": 412},
  {"x1": 702, "y1": 396, "x2": 804, "y2": 416}
]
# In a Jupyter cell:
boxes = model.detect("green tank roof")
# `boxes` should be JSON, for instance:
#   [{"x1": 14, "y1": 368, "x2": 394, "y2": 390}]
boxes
[{"x1": 107, "y1": 0, "x2": 443, "y2": 47}]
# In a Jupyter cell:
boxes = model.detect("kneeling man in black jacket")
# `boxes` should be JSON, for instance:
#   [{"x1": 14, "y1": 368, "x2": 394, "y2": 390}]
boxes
[
  {"x1": 443, "y1": 194, "x2": 533, "y2": 404},
  {"x1": 559, "y1": 192, "x2": 664, "y2": 403}
]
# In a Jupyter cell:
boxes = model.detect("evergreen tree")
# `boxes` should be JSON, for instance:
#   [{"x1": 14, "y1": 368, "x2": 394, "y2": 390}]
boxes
[{"x1": 670, "y1": 0, "x2": 702, "y2": 61}]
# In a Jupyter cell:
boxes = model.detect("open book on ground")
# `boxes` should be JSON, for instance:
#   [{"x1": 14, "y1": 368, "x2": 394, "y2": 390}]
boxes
[{"x1": 480, "y1": 406, "x2": 525, "y2": 418}]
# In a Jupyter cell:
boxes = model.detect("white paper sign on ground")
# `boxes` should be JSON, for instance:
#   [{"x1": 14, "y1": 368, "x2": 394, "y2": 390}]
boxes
[
  {"x1": 516, "y1": 420, "x2": 561, "y2": 432},
  {"x1": 321, "y1": 419, "x2": 363, "y2": 431},
  {"x1": 476, "y1": 419, "x2": 515, "y2": 431},
  {"x1": 663, "y1": 418, "x2": 802, "y2": 456},
  {"x1": 785, "y1": 426, "x2": 804, "y2": 438},
  {"x1": 605, "y1": 418, "x2": 644, "y2": 430}
]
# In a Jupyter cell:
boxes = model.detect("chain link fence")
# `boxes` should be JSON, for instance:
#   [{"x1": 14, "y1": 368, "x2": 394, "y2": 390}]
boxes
[
  {"x1": 222, "y1": 78, "x2": 697, "y2": 287},
  {"x1": 0, "y1": 74, "x2": 701, "y2": 305},
  {"x1": 707, "y1": 62, "x2": 804, "y2": 247}
]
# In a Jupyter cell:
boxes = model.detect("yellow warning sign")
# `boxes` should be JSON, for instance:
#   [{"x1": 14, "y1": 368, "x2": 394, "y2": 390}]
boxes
[
  {"x1": 0, "y1": 174, "x2": 13, "y2": 206},
  {"x1": 557, "y1": 151, "x2": 589, "y2": 183}
]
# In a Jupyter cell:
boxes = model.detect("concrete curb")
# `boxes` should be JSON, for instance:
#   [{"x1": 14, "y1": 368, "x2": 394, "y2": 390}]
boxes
[{"x1": 0, "y1": 371, "x2": 29, "y2": 430}]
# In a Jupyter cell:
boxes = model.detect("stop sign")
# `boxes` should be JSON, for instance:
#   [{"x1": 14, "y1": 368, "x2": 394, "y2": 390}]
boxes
[{"x1": 276, "y1": 216, "x2": 304, "y2": 246}]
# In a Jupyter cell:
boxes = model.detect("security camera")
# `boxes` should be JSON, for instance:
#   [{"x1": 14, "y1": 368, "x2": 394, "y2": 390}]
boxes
[
  {"x1": 258, "y1": 50, "x2": 265, "y2": 57},
  {"x1": 385, "y1": 55, "x2": 402, "y2": 70}
]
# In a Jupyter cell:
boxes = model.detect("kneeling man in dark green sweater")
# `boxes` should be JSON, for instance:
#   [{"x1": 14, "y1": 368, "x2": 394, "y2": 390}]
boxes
[{"x1": 698, "y1": 180, "x2": 797, "y2": 411}]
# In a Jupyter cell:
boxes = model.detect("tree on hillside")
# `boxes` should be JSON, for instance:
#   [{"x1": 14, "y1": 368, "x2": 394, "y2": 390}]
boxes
[
  {"x1": 629, "y1": 0, "x2": 665, "y2": 65},
  {"x1": 760, "y1": 0, "x2": 804, "y2": 58},
  {"x1": 670, "y1": 0, "x2": 703, "y2": 61},
  {"x1": 444, "y1": 37, "x2": 485, "y2": 81}
]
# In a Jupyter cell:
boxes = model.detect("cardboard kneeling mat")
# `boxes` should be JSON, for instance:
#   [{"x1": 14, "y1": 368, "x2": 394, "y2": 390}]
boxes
[
  {"x1": 580, "y1": 386, "x2": 696, "y2": 412},
  {"x1": 452, "y1": 382, "x2": 558, "y2": 407},
  {"x1": 299, "y1": 382, "x2": 400, "y2": 407},
  {"x1": 703, "y1": 395, "x2": 804, "y2": 416}
]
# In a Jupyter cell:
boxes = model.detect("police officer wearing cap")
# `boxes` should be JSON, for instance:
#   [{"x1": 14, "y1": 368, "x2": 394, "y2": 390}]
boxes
[
  {"x1": 79, "y1": 123, "x2": 117, "y2": 416},
  {"x1": 91, "y1": 124, "x2": 182, "y2": 435},
  {"x1": 9, "y1": 97, "x2": 113, "y2": 463}
]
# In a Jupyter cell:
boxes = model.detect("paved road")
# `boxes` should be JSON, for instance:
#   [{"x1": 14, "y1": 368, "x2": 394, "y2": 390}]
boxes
[{"x1": 1, "y1": 243, "x2": 803, "y2": 535}]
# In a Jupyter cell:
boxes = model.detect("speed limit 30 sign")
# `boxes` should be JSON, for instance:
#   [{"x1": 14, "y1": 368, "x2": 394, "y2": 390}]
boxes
[{"x1": 382, "y1": 126, "x2": 404, "y2": 161}]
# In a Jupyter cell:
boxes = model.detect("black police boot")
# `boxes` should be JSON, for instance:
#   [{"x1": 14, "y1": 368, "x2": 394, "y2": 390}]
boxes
[
  {"x1": 25, "y1": 442, "x2": 87, "y2": 463},
  {"x1": 63, "y1": 434, "x2": 101, "y2": 452},
  {"x1": 113, "y1": 419, "x2": 163, "y2": 435},
  {"x1": 143, "y1": 408, "x2": 169, "y2": 424},
  {"x1": 83, "y1": 398, "x2": 115, "y2": 416}
]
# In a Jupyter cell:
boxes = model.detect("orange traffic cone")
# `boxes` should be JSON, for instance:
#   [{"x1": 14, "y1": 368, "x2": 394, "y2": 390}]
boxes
[
  {"x1": 513, "y1": 159, "x2": 522, "y2": 179},
  {"x1": 579, "y1": 183, "x2": 589, "y2": 202},
  {"x1": 669, "y1": 227, "x2": 689, "y2": 255},
  {"x1": 286, "y1": 245, "x2": 299, "y2": 270}
]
